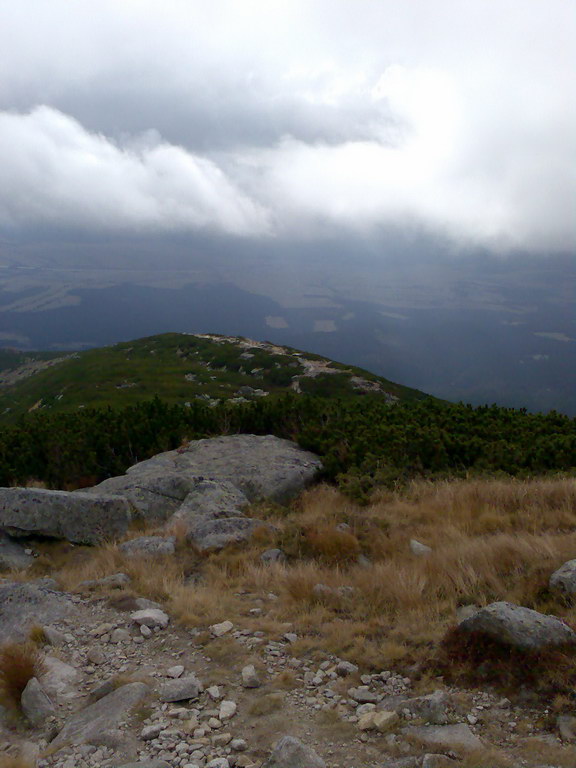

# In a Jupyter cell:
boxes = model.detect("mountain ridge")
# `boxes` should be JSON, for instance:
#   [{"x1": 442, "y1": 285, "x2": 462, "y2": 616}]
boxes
[{"x1": 0, "y1": 331, "x2": 430, "y2": 422}]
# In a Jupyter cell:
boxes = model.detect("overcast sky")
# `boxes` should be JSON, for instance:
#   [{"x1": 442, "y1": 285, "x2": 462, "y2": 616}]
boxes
[{"x1": 0, "y1": 0, "x2": 574, "y2": 254}]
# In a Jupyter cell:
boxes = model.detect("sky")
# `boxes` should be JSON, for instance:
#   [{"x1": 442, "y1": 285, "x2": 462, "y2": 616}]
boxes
[{"x1": 1, "y1": 0, "x2": 575, "y2": 255}]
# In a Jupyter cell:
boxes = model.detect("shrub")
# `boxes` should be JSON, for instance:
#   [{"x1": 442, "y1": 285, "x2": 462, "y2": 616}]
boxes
[{"x1": 0, "y1": 642, "x2": 43, "y2": 712}]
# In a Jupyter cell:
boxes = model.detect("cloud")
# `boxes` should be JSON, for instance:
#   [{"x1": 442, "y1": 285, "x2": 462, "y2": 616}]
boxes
[
  {"x1": 0, "y1": 107, "x2": 270, "y2": 235},
  {"x1": 0, "y1": 0, "x2": 574, "y2": 252}
]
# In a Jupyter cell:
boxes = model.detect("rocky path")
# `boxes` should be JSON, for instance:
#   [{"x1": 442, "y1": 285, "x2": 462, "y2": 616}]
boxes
[{"x1": 1, "y1": 574, "x2": 573, "y2": 768}]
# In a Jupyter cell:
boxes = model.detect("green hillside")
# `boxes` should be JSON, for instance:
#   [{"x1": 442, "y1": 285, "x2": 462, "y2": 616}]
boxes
[{"x1": 0, "y1": 332, "x2": 428, "y2": 422}]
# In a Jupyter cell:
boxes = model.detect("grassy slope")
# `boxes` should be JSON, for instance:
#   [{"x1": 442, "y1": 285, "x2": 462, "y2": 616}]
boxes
[{"x1": 0, "y1": 332, "x2": 429, "y2": 422}]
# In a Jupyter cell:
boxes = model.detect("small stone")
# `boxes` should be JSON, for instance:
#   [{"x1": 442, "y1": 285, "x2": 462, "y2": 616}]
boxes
[
  {"x1": 167, "y1": 665, "x2": 185, "y2": 678},
  {"x1": 159, "y1": 676, "x2": 201, "y2": 702},
  {"x1": 110, "y1": 628, "x2": 131, "y2": 643},
  {"x1": 141, "y1": 723, "x2": 164, "y2": 740},
  {"x1": 336, "y1": 660, "x2": 358, "y2": 677},
  {"x1": 87, "y1": 647, "x2": 106, "y2": 665},
  {"x1": 231, "y1": 738, "x2": 248, "y2": 752},
  {"x1": 210, "y1": 620, "x2": 234, "y2": 637},
  {"x1": 241, "y1": 664, "x2": 261, "y2": 688},
  {"x1": 410, "y1": 539, "x2": 432, "y2": 555},
  {"x1": 219, "y1": 700, "x2": 237, "y2": 721},
  {"x1": 21, "y1": 677, "x2": 55, "y2": 726}
]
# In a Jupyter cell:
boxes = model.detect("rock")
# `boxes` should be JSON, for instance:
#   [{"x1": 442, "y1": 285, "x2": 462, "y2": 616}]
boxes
[
  {"x1": 79, "y1": 572, "x2": 131, "y2": 590},
  {"x1": 312, "y1": 583, "x2": 333, "y2": 600},
  {"x1": 189, "y1": 516, "x2": 273, "y2": 552},
  {"x1": 159, "y1": 675, "x2": 201, "y2": 702},
  {"x1": 455, "y1": 604, "x2": 480, "y2": 623},
  {"x1": 141, "y1": 723, "x2": 164, "y2": 740},
  {"x1": 457, "y1": 601, "x2": 576, "y2": 650},
  {"x1": 127, "y1": 434, "x2": 322, "y2": 503},
  {"x1": 397, "y1": 691, "x2": 449, "y2": 725},
  {"x1": 114, "y1": 762, "x2": 170, "y2": 768},
  {"x1": 85, "y1": 470, "x2": 194, "y2": 523},
  {"x1": 358, "y1": 710, "x2": 399, "y2": 732},
  {"x1": 0, "y1": 531, "x2": 34, "y2": 570},
  {"x1": 219, "y1": 700, "x2": 237, "y2": 720},
  {"x1": 52, "y1": 681, "x2": 148, "y2": 747},
  {"x1": 405, "y1": 724, "x2": 483, "y2": 755},
  {"x1": 0, "y1": 580, "x2": 72, "y2": 643},
  {"x1": 41, "y1": 655, "x2": 82, "y2": 702},
  {"x1": 349, "y1": 686, "x2": 378, "y2": 704},
  {"x1": 87, "y1": 648, "x2": 106, "y2": 665},
  {"x1": 0, "y1": 488, "x2": 131, "y2": 545},
  {"x1": 110, "y1": 628, "x2": 131, "y2": 643},
  {"x1": 241, "y1": 664, "x2": 261, "y2": 688},
  {"x1": 262, "y1": 734, "x2": 326, "y2": 768},
  {"x1": 557, "y1": 714, "x2": 576, "y2": 741},
  {"x1": 130, "y1": 608, "x2": 170, "y2": 629},
  {"x1": 211, "y1": 620, "x2": 234, "y2": 637},
  {"x1": 119, "y1": 536, "x2": 176, "y2": 557},
  {"x1": 20, "y1": 677, "x2": 55, "y2": 726},
  {"x1": 166, "y1": 665, "x2": 184, "y2": 678},
  {"x1": 336, "y1": 660, "x2": 358, "y2": 677},
  {"x1": 171, "y1": 478, "x2": 250, "y2": 531},
  {"x1": 410, "y1": 539, "x2": 432, "y2": 556},
  {"x1": 422, "y1": 757, "x2": 458, "y2": 768},
  {"x1": 261, "y1": 548, "x2": 287, "y2": 564},
  {"x1": 550, "y1": 559, "x2": 576, "y2": 595},
  {"x1": 231, "y1": 738, "x2": 248, "y2": 751}
]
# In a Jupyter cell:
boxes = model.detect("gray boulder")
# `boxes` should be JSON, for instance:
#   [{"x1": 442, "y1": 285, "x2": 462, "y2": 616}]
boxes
[
  {"x1": 119, "y1": 536, "x2": 175, "y2": 557},
  {"x1": 261, "y1": 548, "x2": 287, "y2": 564},
  {"x1": 457, "y1": 601, "x2": 576, "y2": 651},
  {"x1": 189, "y1": 516, "x2": 273, "y2": 552},
  {"x1": 0, "y1": 580, "x2": 72, "y2": 643},
  {"x1": 127, "y1": 434, "x2": 322, "y2": 503},
  {"x1": 20, "y1": 677, "x2": 55, "y2": 726},
  {"x1": 0, "y1": 531, "x2": 34, "y2": 570},
  {"x1": 85, "y1": 471, "x2": 194, "y2": 523},
  {"x1": 158, "y1": 675, "x2": 201, "y2": 702},
  {"x1": 262, "y1": 735, "x2": 326, "y2": 768},
  {"x1": 404, "y1": 723, "x2": 483, "y2": 755},
  {"x1": 550, "y1": 559, "x2": 576, "y2": 595},
  {"x1": 170, "y1": 478, "x2": 250, "y2": 530},
  {"x1": 52, "y1": 682, "x2": 148, "y2": 748},
  {"x1": 0, "y1": 488, "x2": 131, "y2": 545}
]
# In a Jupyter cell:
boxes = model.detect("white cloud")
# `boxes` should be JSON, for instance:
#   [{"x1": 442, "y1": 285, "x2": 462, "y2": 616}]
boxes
[
  {"x1": 0, "y1": 0, "x2": 574, "y2": 252},
  {"x1": 0, "y1": 107, "x2": 270, "y2": 235}
]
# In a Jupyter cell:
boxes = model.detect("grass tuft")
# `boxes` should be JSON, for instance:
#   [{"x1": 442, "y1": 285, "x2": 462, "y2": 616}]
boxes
[{"x1": 0, "y1": 642, "x2": 43, "y2": 712}]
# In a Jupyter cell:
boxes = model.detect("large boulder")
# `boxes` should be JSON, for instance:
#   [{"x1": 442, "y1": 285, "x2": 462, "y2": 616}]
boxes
[
  {"x1": 119, "y1": 536, "x2": 175, "y2": 557},
  {"x1": 52, "y1": 682, "x2": 148, "y2": 748},
  {"x1": 0, "y1": 488, "x2": 131, "y2": 545},
  {"x1": 457, "y1": 601, "x2": 576, "y2": 651},
  {"x1": 550, "y1": 559, "x2": 576, "y2": 595},
  {"x1": 0, "y1": 531, "x2": 34, "y2": 570},
  {"x1": 0, "y1": 579, "x2": 72, "y2": 643},
  {"x1": 84, "y1": 471, "x2": 194, "y2": 523},
  {"x1": 262, "y1": 735, "x2": 326, "y2": 768},
  {"x1": 127, "y1": 434, "x2": 322, "y2": 503}
]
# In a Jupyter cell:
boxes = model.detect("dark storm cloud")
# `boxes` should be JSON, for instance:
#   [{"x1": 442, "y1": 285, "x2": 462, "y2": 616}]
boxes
[{"x1": 0, "y1": 0, "x2": 574, "y2": 251}]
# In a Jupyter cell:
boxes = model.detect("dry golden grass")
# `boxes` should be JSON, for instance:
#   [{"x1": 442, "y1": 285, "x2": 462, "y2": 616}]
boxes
[
  {"x1": 248, "y1": 691, "x2": 284, "y2": 716},
  {"x1": 25, "y1": 476, "x2": 576, "y2": 685},
  {"x1": 0, "y1": 642, "x2": 43, "y2": 712}
]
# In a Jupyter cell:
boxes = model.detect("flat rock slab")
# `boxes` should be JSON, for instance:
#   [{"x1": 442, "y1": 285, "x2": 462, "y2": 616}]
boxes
[
  {"x1": 0, "y1": 488, "x2": 131, "y2": 545},
  {"x1": 262, "y1": 735, "x2": 326, "y2": 768},
  {"x1": 0, "y1": 580, "x2": 72, "y2": 644},
  {"x1": 159, "y1": 675, "x2": 201, "y2": 702},
  {"x1": 458, "y1": 601, "x2": 576, "y2": 651},
  {"x1": 405, "y1": 724, "x2": 483, "y2": 755},
  {"x1": 0, "y1": 531, "x2": 34, "y2": 570},
  {"x1": 52, "y1": 682, "x2": 148, "y2": 748},
  {"x1": 127, "y1": 434, "x2": 322, "y2": 503}
]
